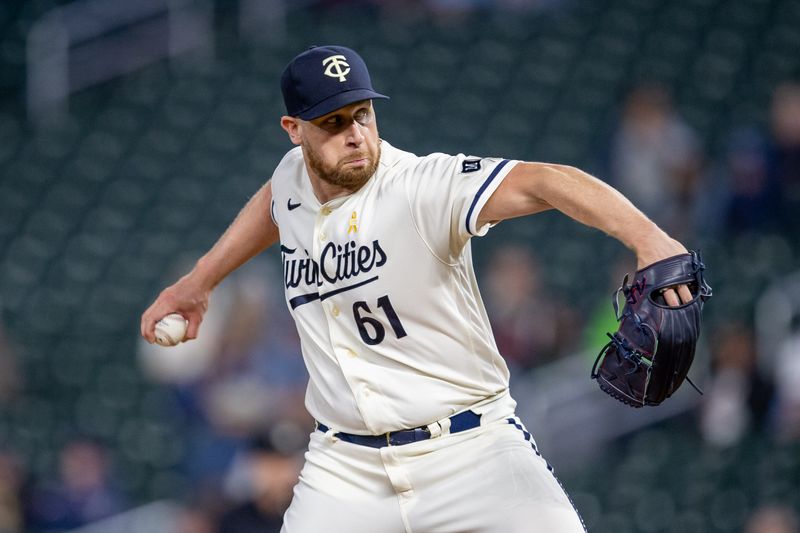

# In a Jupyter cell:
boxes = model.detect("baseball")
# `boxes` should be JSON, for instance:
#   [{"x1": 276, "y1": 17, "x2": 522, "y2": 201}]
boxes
[{"x1": 154, "y1": 313, "x2": 188, "y2": 347}]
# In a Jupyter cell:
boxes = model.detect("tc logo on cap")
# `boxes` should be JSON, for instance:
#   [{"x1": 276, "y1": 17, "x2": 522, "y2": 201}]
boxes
[
  {"x1": 281, "y1": 45, "x2": 388, "y2": 119},
  {"x1": 323, "y1": 55, "x2": 350, "y2": 82}
]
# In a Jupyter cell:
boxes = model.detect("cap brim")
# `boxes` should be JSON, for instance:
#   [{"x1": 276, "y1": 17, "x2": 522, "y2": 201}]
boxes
[{"x1": 297, "y1": 88, "x2": 389, "y2": 120}]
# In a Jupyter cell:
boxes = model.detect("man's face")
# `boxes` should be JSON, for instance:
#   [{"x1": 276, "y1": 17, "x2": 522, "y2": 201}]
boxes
[{"x1": 284, "y1": 100, "x2": 381, "y2": 191}]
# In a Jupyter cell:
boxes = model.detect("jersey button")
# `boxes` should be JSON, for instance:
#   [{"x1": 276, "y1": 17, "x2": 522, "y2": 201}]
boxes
[
  {"x1": 331, "y1": 306, "x2": 340, "y2": 317},
  {"x1": 346, "y1": 348, "x2": 357, "y2": 358},
  {"x1": 321, "y1": 206, "x2": 332, "y2": 216},
  {"x1": 319, "y1": 232, "x2": 327, "y2": 241}
]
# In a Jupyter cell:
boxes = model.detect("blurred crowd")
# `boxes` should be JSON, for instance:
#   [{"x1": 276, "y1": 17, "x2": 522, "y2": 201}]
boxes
[
  {"x1": 602, "y1": 81, "x2": 800, "y2": 242},
  {"x1": 307, "y1": 0, "x2": 570, "y2": 13},
  {"x1": 607, "y1": 80, "x2": 800, "y2": 448},
  {"x1": 0, "y1": 255, "x2": 309, "y2": 532},
  {"x1": 138, "y1": 258, "x2": 310, "y2": 533},
  {"x1": 1, "y1": 58, "x2": 800, "y2": 533}
]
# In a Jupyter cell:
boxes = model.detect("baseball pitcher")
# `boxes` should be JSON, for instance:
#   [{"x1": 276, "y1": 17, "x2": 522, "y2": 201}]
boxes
[{"x1": 142, "y1": 45, "x2": 705, "y2": 532}]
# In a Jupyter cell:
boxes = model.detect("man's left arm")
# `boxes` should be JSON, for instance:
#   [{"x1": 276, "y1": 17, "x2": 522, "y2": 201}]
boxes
[{"x1": 479, "y1": 162, "x2": 693, "y2": 305}]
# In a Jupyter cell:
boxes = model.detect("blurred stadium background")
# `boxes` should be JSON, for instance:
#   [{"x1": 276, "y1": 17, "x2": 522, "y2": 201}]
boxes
[{"x1": 1, "y1": 0, "x2": 799, "y2": 532}]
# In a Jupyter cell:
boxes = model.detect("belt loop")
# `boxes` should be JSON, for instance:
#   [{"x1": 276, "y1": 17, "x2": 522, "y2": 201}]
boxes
[
  {"x1": 324, "y1": 428, "x2": 339, "y2": 443},
  {"x1": 386, "y1": 432, "x2": 392, "y2": 447},
  {"x1": 426, "y1": 421, "x2": 443, "y2": 439},
  {"x1": 438, "y1": 417, "x2": 452, "y2": 436}
]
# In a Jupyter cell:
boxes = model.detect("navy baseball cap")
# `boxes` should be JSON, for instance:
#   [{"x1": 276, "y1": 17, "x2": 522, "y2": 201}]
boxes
[{"x1": 281, "y1": 45, "x2": 389, "y2": 120}]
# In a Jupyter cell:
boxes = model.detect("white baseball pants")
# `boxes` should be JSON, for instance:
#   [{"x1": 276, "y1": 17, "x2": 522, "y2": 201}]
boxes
[{"x1": 281, "y1": 403, "x2": 585, "y2": 532}]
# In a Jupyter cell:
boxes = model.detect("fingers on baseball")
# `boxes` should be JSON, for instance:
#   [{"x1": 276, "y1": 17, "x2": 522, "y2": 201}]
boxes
[
  {"x1": 185, "y1": 316, "x2": 201, "y2": 340},
  {"x1": 141, "y1": 305, "x2": 159, "y2": 343},
  {"x1": 141, "y1": 296, "x2": 178, "y2": 344}
]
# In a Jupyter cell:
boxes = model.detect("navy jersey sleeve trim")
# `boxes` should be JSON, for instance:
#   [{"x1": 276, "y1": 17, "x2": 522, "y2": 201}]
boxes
[
  {"x1": 270, "y1": 199, "x2": 278, "y2": 227},
  {"x1": 465, "y1": 159, "x2": 511, "y2": 236}
]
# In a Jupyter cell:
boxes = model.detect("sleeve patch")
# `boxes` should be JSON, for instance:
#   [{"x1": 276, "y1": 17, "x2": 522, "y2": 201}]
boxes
[
  {"x1": 465, "y1": 159, "x2": 511, "y2": 236},
  {"x1": 461, "y1": 159, "x2": 482, "y2": 173}
]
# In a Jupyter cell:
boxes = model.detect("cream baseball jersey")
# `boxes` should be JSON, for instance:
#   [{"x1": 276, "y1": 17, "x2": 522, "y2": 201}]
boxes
[{"x1": 270, "y1": 140, "x2": 519, "y2": 435}]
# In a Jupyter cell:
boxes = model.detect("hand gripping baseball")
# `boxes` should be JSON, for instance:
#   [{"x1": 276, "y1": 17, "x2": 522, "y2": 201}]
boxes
[
  {"x1": 591, "y1": 251, "x2": 712, "y2": 407},
  {"x1": 140, "y1": 275, "x2": 209, "y2": 345}
]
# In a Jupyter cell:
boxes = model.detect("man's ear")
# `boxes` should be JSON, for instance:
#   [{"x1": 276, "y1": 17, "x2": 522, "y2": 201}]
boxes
[{"x1": 280, "y1": 116, "x2": 303, "y2": 145}]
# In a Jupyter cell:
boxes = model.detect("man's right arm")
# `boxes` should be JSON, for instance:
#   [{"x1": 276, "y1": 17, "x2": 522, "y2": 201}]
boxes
[{"x1": 140, "y1": 180, "x2": 279, "y2": 343}]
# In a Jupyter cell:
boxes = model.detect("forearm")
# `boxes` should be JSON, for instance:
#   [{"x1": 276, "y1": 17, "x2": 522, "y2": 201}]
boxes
[
  {"x1": 535, "y1": 164, "x2": 669, "y2": 257},
  {"x1": 483, "y1": 162, "x2": 684, "y2": 267},
  {"x1": 191, "y1": 180, "x2": 279, "y2": 289},
  {"x1": 141, "y1": 181, "x2": 278, "y2": 342}
]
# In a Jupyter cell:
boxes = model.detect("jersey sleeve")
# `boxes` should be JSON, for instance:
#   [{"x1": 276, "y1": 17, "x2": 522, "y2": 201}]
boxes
[
  {"x1": 404, "y1": 153, "x2": 518, "y2": 261},
  {"x1": 268, "y1": 147, "x2": 304, "y2": 229}
]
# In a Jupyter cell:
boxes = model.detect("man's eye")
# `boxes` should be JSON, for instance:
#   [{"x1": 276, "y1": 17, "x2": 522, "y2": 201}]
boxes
[{"x1": 355, "y1": 111, "x2": 371, "y2": 124}]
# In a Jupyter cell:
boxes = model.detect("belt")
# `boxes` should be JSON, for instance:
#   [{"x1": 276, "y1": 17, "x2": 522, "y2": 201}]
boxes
[{"x1": 315, "y1": 410, "x2": 482, "y2": 448}]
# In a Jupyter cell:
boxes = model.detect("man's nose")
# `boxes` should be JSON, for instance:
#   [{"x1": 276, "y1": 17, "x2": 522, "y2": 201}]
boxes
[{"x1": 346, "y1": 122, "x2": 365, "y2": 146}]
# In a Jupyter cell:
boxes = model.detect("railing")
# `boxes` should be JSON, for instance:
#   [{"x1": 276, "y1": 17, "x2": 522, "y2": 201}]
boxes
[
  {"x1": 26, "y1": 0, "x2": 213, "y2": 125},
  {"x1": 66, "y1": 501, "x2": 184, "y2": 533},
  {"x1": 513, "y1": 350, "x2": 705, "y2": 470}
]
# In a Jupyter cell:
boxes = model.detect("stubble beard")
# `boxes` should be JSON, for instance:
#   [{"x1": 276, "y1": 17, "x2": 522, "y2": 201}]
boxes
[{"x1": 303, "y1": 140, "x2": 381, "y2": 192}]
